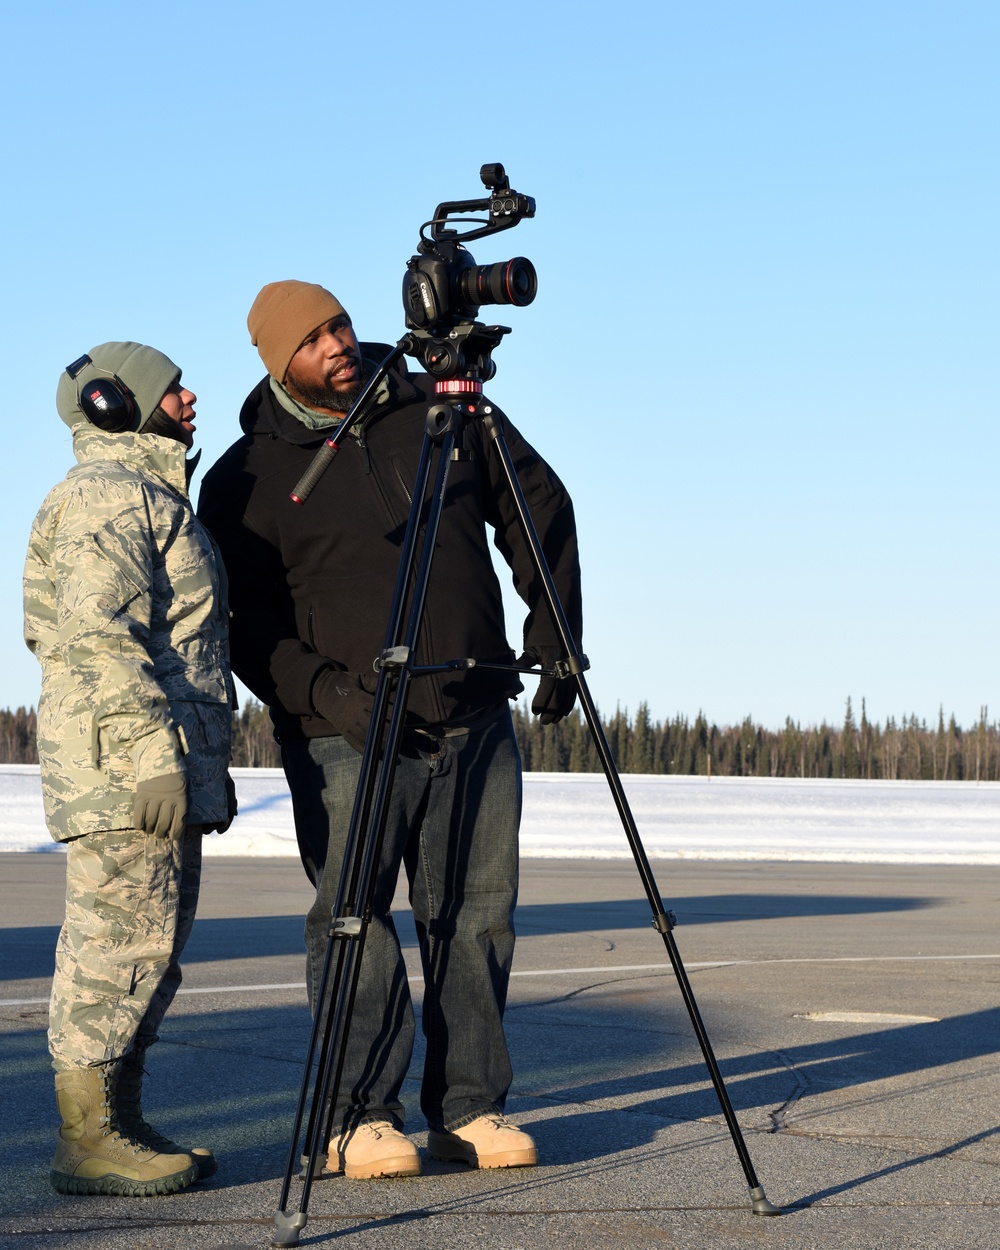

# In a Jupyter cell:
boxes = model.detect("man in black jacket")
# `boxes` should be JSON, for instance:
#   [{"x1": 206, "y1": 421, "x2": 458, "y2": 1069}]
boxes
[{"x1": 198, "y1": 280, "x2": 582, "y2": 1179}]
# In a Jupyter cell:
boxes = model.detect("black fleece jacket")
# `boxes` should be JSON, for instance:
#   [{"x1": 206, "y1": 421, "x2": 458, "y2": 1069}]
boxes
[{"x1": 197, "y1": 347, "x2": 583, "y2": 741}]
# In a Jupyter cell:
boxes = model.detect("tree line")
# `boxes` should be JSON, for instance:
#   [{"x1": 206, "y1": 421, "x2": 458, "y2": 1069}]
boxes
[
  {"x1": 513, "y1": 697, "x2": 1000, "y2": 781},
  {"x1": 3, "y1": 698, "x2": 1000, "y2": 780}
]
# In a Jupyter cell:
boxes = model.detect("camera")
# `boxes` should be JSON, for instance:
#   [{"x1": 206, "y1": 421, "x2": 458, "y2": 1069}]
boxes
[{"x1": 402, "y1": 165, "x2": 536, "y2": 378}]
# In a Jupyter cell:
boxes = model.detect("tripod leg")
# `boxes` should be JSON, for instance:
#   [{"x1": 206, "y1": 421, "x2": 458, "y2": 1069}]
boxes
[
  {"x1": 482, "y1": 412, "x2": 781, "y2": 1216},
  {"x1": 272, "y1": 422, "x2": 461, "y2": 1246},
  {"x1": 578, "y1": 677, "x2": 780, "y2": 1216}
]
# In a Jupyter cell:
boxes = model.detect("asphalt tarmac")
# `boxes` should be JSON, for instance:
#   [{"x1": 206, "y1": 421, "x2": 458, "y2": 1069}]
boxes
[{"x1": 1, "y1": 852, "x2": 999, "y2": 1250}]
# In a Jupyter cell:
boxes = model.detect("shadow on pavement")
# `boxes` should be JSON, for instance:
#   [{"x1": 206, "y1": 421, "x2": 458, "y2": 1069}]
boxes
[
  {"x1": 793, "y1": 1121, "x2": 1000, "y2": 1207},
  {"x1": 1, "y1": 891, "x2": 938, "y2": 981},
  {"x1": 3, "y1": 986, "x2": 998, "y2": 1218}
]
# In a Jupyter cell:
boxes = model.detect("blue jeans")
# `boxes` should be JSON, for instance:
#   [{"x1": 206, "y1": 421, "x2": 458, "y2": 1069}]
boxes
[{"x1": 281, "y1": 707, "x2": 522, "y2": 1133}]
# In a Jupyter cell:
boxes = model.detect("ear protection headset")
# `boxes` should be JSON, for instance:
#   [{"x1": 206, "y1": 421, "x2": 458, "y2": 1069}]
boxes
[{"x1": 64, "y1": 354, "x2": 140, "y2": 432}]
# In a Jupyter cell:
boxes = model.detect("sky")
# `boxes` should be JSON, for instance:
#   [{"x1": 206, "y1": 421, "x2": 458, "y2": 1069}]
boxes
[{"x1": 2, "y1": 1, "x2": 997, "y2": 731}]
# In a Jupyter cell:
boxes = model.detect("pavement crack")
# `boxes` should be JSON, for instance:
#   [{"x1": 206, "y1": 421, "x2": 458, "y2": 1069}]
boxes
[
  {"x1": 765, "y1": 1047, "x2": 811, "y2": 1134},
  {"x1": 508, "y1": 973, "x2": 680, "y2": 1013},
  {"x1": 776, "y1": 1124, "x2": 1000, "y2": 1164},
  {"x1": 161, "y1": 1037, "x2": 305, "y2": 1066}
]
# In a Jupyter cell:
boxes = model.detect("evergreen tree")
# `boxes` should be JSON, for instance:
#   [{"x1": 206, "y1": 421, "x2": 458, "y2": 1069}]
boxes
[
  {"x1": 631, "y1": 702, "x2": 654, "y2": 773},
  {"x1": 841, "y1": 696, "x2": 858, "y2": 778}
]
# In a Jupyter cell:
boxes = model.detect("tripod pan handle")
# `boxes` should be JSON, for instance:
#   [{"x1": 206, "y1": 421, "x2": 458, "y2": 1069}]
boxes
[{"x1": 290, "y1": 438, "x2": 340, "y2": 505}]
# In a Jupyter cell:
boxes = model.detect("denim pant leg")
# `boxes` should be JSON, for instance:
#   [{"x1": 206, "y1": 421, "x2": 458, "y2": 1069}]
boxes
[
  {"x1": 405, "y1": 710, "x2": 522, "y2": 1132},
  {"x1": 282, "y1": 735, "x2": 428, "y2": 1131}
]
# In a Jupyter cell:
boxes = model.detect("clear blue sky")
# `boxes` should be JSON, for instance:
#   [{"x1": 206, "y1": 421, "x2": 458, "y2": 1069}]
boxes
[{"x1": 3, "y1": 1, "x2": 997, "y2": 730}]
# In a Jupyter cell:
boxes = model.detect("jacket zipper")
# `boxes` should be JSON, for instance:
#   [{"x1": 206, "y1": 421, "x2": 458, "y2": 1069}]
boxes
[
  {"x1": 355, "y1": 423, "x2": 448, "y2": 725},
  {"x1": 351, "y1": 427, "x2": 371, "y2": 475},
  {"x1": 392, "y1": 462, "x2": 413, "y2": 505}
]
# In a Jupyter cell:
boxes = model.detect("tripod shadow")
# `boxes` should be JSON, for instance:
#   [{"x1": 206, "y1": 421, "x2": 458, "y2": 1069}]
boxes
[
  {"x1": 513, "y1": 991, "x2": 1000, "y2": 1117},
  {"x1": 502, "y1": 982, "x2": 1000, "y2": 1202},
  {"x1": 792, "y1": 1121, "x2": 1000, "y2": 1207}
]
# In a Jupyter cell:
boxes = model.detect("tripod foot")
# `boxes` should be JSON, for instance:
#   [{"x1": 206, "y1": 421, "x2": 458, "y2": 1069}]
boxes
[
  {"x1": 750, "y1": 1185, "x2": 782, "y2": 1216},
  {"x1": 271, "y1": 1210, "x2": 308, "y2": 1246},
  {"x1": 298, "y1": 1150, "x2": 327, "y2": 1178}
]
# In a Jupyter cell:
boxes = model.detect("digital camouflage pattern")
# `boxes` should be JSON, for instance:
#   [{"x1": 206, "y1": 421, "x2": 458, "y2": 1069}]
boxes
[
  {"x1": 24, "y1": 423, "x2": 234, "y2": 1070},
  {"x1": 47, "y1": 824, "x2": 203, "y2": 1069},
  {"x1": 24, "y1": 427, "x2": 234, "y2": 839}
]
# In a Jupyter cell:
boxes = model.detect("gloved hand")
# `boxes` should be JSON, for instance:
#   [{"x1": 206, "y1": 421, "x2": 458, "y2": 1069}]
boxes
[
  {"x1": 518, "y1": 648, "x2": 578, "y2": 725},
  {"x1": 133, "y1": 772, "x2": 188, "y2": 838},
  {"x1": 311, "y1": 669, "x2": 378, "y2": 753},
  {"x1": 214, "y1": 772, "x2": 239, "y2": 834},
  {"x1": 312, "y1": 668, "x2": 437, "y2": 756}
]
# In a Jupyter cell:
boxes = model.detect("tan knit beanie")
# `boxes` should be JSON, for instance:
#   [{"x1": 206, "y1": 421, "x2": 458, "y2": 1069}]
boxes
[{"x1": 247, "y1": 281, "x2": 347, "y2": 381}]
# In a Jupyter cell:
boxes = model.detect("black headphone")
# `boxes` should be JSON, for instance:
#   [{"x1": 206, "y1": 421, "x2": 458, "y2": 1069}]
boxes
[{"x1": 65, "y1": 354, "x2": 140, "y2": 432}]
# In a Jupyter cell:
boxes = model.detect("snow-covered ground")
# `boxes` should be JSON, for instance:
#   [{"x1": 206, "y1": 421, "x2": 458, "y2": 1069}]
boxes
[{"x1": 3, "y1": 765, "x2": 999, "y2": 864}]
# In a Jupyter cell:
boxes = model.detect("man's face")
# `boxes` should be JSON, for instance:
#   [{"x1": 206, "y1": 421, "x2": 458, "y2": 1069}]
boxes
[
  {"x1": 284, "y1": 314, "x2": 365, "y2": 415},
  {"x1": 157, "y1": 380, "x2": 198, "y2": 449}
]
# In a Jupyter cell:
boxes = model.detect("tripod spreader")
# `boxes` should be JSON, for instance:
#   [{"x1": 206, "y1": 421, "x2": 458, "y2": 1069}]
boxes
[
  {"x1": 329, "y1": 916, "x2": 363, "y2": 939},
  {"x1": 373, "y1": 646, "x2": 588, "y2": 681}
]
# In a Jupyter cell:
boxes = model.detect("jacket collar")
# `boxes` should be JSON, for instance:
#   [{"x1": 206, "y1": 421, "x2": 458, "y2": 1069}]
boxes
[
  {"x1": 71, "y1": 426, "x2": 192, "y2": 496},
  {"x1": 239, "y1": 342, "x2": 422, "y2": 446}
]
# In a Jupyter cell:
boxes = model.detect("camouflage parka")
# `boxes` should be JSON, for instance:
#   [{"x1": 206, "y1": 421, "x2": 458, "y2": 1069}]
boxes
[{"x1": 23, "y1": 427, "x2": 235, "y2": 841}]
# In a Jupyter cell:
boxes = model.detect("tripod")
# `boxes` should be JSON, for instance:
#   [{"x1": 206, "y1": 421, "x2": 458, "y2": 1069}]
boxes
[{"x1": 271, "y1": 343, "x2": 780, "y2": 1247}]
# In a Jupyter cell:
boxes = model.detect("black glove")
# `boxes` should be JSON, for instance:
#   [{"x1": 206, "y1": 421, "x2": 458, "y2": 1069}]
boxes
[
  {"x1": 214, "y1": 772, "x2": 239, "y2": 834},
  {"x1": 312, "y1": 668, "x2": 441, "y2": 756},
  {"x1": 518, "y1": 648, "x2": 578, "y2": 725},
  {"x1": 311, "y1": 669, "x2": 378, "y2": 753},
  {"x1": 133, "y1": 772, "x2": 188, "y2": 838}
]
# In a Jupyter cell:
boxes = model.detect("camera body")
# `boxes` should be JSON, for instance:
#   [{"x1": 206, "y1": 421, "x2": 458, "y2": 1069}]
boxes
[
  {"x1": 403, "y1": 238, "x2": 536, "y2": 331},
  {"x1": 401, "y1": 165, "x2": 536, "y2": 378}
]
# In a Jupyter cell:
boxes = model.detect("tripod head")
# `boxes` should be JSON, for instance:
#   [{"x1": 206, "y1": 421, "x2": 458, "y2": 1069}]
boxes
[{"x1": 403, "y1": 322, "x2": 510, "y2": 384}]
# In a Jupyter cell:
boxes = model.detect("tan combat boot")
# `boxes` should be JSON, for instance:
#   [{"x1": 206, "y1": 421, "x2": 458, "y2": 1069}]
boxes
[
  {"x1": 428, "y1": 1111, "x2": 537, "y2": 1169},
  {"x1": 51, "y1": 1065, "x2": 198, "y2": 1196},
  {"x1": 117, "y1": 1047, "x2": 217, "y2": 1179},
  {"x1": 327, "y1": 1119, "x2": 421, "y2": 1180}
]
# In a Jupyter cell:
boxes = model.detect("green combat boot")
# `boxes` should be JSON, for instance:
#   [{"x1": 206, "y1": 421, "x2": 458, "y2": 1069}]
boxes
[
  {"x1": 116, "y1": 1047, "x2": 217, "y2": 1180},
  {"x1": 51, "y1": 1066, "x2": 198, "y2": 1197}
]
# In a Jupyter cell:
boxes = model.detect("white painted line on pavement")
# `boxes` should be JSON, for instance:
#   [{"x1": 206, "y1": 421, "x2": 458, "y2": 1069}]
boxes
[
  {"x1": 4, "y1": 952, "x2": 1000, "y2": 1007},
  {"x1": 796, "y1": 1010, "x2": 940, "y2": 1024}
]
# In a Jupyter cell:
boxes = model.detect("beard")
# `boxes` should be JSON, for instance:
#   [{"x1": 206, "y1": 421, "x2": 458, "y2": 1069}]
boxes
[{"x1": 285, "y1": 360, "x2": 369, "y2": 414}]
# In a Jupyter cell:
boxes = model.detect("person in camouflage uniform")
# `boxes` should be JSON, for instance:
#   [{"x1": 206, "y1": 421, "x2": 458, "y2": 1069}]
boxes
[{"x1": 23, "y1": 342, "x2": 236, "y2": 1196}]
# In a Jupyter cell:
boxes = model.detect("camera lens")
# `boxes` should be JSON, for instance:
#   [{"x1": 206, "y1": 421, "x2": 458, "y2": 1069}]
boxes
[{"x1": 456, "y1": 257, "x2": 537, "y2": 309}]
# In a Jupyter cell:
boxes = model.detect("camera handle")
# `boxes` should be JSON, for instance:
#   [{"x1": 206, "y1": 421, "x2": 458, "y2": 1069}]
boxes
[{"x1": 271, "y1": 391, "x2": 780, "y2": 1248}]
